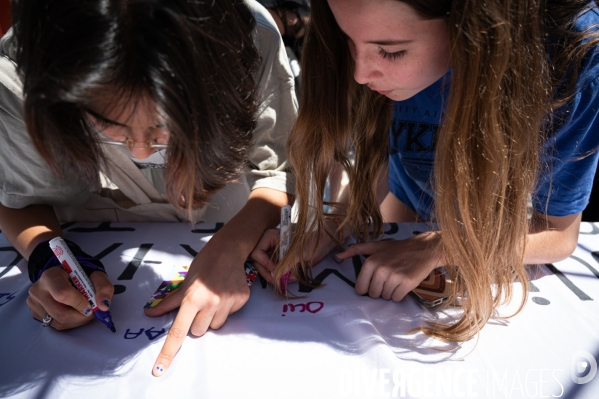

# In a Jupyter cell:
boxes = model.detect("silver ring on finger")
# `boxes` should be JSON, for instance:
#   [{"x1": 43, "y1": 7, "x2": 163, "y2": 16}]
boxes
[{"x1": 41, "y1": 314, "x2": 53, "y2": 328}]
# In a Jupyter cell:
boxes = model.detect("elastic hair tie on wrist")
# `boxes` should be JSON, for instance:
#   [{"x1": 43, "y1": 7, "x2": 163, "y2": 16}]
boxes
[{"x1": 28, "y1": 239, "x2": 106, "y2": 283}]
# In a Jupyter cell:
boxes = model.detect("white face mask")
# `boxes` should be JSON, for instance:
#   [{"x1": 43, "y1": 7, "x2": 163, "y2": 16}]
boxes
[
  {"x1": 129, "y1": 148, "x2": 168, "y2": 168},
  {"x1": 109, "y1": 143, "x2": 167, "y2": 168}
]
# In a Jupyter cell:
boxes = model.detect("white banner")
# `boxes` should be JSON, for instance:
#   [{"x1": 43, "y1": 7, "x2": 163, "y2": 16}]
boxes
[{"x1": 0, "y1": 222, "x2": 598, "y2": 398}]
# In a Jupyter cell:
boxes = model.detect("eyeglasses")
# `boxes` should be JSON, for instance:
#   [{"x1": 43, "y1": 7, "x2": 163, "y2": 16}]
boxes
[
  {"x1": 98, "y1": 137, "x2": 169, "y2": 149},
  {"x1": 96, "y1": 128, "x2": 169, "y2": 150}
]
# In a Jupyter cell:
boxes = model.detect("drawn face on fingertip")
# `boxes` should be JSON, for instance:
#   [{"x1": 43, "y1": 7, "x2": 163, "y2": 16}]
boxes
[{"x1": 327, "y1": 0, "x2": 451, "y2": 101}]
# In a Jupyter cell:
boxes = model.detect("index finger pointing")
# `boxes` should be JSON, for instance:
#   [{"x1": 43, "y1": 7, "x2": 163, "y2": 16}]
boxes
[{"x1": 152, "y1": 302, "x2": 197, "y2": 377}]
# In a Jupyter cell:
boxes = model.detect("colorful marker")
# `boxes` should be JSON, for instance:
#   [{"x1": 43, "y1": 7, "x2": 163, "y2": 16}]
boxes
[
  {"x1": 279, "y1": 205, "x2": 292, "y2": 292},
  {"x1": 49, "y1": 237, "x2": 116, "y2": 333}
]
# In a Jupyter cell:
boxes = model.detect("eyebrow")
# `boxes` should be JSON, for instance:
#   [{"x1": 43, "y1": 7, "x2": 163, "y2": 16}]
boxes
[
  {"x1": 365, "y1": 39, "x2": 413, "y2": 45},
  {"x1": 337, "y1": 25, "x2": 413, "y2": 46},
  {"x1": 86, "y1": 109, "x2": 128, "y2": 127}
]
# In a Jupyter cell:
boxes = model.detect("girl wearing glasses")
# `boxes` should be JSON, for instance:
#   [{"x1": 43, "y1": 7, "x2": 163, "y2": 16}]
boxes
[
  {"x1": 252, "y1": 0, "x2": 599, "y2": 343},
  {"x1": 0, "y1": 0, "x2": 295, "y2": 375}
]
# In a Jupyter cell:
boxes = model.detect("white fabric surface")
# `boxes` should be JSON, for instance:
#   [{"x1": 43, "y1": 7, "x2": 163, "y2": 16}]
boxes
[{"x1": 0, "y1": 222, "x2": 598, "y2": 398}]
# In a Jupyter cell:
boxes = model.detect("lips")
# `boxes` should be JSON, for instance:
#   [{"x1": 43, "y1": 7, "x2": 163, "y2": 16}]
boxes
[{"x1": 368, "y1": 85, "x2": 393, "y2": 95}]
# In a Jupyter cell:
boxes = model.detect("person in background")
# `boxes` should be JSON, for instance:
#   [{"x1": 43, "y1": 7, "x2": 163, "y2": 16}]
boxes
[{"x1": 259, "y1": 0, "x2": 310, "y2": 99}]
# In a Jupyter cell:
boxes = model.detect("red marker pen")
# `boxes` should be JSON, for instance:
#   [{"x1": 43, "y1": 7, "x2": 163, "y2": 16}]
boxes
[{"x1": 49, "y1": 237, "x2": 116, "y2": 332}]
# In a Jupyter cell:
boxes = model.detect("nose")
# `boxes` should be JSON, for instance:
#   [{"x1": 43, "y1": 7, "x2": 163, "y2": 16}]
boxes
[{"x1": 353, "y1": 49, "x2": 379, "y2": 85}]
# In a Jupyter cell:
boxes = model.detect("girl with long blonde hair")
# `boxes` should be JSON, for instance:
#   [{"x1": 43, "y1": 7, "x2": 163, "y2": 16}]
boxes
[{"x1": 251, "y1": 0, "x2": 599, "y2": 342}]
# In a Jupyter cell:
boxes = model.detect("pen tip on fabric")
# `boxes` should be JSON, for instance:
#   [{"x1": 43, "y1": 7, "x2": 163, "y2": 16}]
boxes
[{"x1": 110, "y1": 326, "x2": 116, "y2": 333}]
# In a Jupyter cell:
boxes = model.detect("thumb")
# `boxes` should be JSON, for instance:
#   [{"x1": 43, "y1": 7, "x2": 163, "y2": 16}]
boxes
[{"x1": 90, "y1": 271, "x2": 115, "y2": 312}]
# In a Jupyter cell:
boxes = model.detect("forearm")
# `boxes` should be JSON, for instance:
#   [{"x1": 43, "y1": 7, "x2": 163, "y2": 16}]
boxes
[
  {"x1": 203, "y1": 187, "x2": 291, "y2": 256},
  {"x1": 0, "y1": 203, "x2": 63, "y2": 259},
  {"x1": 524, "y1": 212, "x2": 581, "y2": 264}
]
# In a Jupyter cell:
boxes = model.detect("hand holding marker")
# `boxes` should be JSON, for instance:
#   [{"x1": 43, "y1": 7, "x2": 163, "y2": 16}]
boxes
[
  {"x1": 279, "y1": 205, "x2": 292, "y2": 293},
  {"x1": 49, "y1": 237, "x2": 116, "y2": 332}
]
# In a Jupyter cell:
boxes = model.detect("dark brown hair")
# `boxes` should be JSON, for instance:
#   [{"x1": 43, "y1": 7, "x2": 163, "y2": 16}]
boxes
[
  {"x1": 279, "y1": 0, "x2": 599, "y2": 341},
  {"x1": 12, "y1": 0, "x2": 259, "y2": 218}
]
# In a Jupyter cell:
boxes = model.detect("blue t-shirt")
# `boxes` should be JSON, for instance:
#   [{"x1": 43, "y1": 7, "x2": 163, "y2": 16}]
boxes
[{"x1": 389, "y1": 6, "x2": 599, "y2": 220}]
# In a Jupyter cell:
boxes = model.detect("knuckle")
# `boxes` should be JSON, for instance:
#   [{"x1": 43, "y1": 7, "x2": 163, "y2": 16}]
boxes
[
  {"x1": 183, "y1": 294, "x2": 216, "y2": 311},
  {"x1": 392, "y1": 290, "x2": 407, "y2": 302},
  {"x1": 231, "y1": 296, "x2": 249, "y2": 312},
  {"x1": 373, "y1": 267, "x2": 388, "y2": 280},
  {"x1": 362, "y1": 258, "x2": 376, "y2": 272},
  {"x1": 50, "y1": 313, "x2": 64, "y2": 324},
  {"x1": 203, "y1": 295, "x2": 221, "y2": 309},
  {"x1": 239, "y1": 292, "x2": 250, "y2": 305},
  {"x1": 72, "y1": 297, "x2": 87, "y2": 310},
  {"x1": 388, "y1": 272, "x2": 404, "y2": 287},
  {"x1": 28, "y1": 284, "x2": 41, "y2": 298},
  {"x1": 167, "y1": 327, "x2": 187, "y2": 341},
  {"x1": 51, "y1": 307, "x2": 71, "y2": 322},
  {"x1": 26, "y1": 293, "x2": 36, "y2": 307},
  {"x1": 53, "y1": 288, "x2": 72, "y2": 304},
  {"x1": 102, "y1": 284, "x2": 115, "y2": 297},
  {"x1": 401, "y1": 276, "x2": 415, "y2": 289},
  {"x1": 238, "y1": 288, "x2": 250, "y2": 299},
  {"x1": 186, "y1": 289, "x2": 215, "y2": 307}
]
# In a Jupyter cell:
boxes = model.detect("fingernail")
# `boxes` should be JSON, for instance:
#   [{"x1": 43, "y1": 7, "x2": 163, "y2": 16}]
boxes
[
  {"x1": 154, "y1": 364, "x2": 165, "y2": 376},
  {"x1": 102, "y1": 299, "x2": 111, "y2": 308},
  {"x1": 83, "y1": 308, "x2": 92, "y2": 316}
]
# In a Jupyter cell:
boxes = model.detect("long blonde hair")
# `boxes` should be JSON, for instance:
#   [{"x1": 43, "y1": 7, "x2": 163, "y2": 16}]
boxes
[{"x1": 277, "y1": 0, "x2": 599, "y2": 342}]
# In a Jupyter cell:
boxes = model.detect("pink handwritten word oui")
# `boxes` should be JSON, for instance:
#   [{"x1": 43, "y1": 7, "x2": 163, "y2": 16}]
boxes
[{"x1": 282, "y1": 302, "x2": 324, "y2": 316}]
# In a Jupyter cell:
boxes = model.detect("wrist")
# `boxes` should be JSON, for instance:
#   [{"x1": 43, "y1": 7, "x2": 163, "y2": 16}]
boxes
[
  {"x1": 203, "y1": 230, "x2": 256, "y2": 263},
  {"x1": 410, "y1": 230, "x2": 447, "y2": 269},
  {"x1": 427, "y1": 230, "x2": 448, "y2": 268},
  {"x1": 28, "y1": 240, "x2": 62, "y2": 282},
  {"x1": 28, "y1": 238, "x2": 106, "y2": 283}
]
